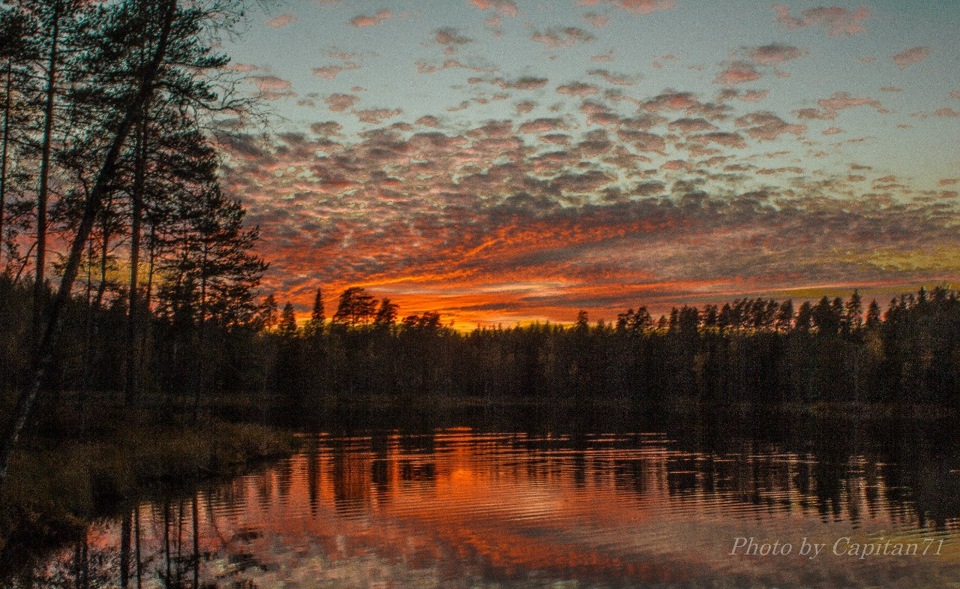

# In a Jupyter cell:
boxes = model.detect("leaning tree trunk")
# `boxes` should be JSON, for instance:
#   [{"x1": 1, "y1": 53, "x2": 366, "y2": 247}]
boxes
[{"x1": 0, "y1": 0, "x2": 178, "y2": 485}]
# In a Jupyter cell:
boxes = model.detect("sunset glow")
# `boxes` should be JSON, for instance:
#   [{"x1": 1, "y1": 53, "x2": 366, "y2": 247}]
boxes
[{"x1": 218, "y1": 1, "x2": 960, "y2": 324}]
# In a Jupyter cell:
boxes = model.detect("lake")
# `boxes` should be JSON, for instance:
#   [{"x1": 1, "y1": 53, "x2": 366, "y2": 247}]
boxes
[{"x1": 11, "y1": 406, "x2": 960, "y2": 588}]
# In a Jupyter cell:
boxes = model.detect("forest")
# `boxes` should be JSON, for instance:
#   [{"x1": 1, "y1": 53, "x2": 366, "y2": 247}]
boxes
[
  {"x1": 4, "y1": 276, "x2": 960, "y2": 414},
  {"x1": 0, "y1": 0, "x2": 269, "y2": 481}
]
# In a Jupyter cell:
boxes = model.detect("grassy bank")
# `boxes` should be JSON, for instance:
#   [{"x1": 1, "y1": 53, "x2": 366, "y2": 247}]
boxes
[{"x1": 0, "y1": 395, "x2": 298, "y2": 578}]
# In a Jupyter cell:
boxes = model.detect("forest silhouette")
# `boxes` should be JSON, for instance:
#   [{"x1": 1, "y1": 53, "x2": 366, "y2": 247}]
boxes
[{"x1": 4, "y1": 277, "x2": 960, "y2": 412}]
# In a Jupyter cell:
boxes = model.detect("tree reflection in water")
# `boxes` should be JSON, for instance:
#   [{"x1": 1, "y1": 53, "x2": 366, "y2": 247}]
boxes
[{"x1": 6, "y1": 409, "x2": 960, "y2": 589}]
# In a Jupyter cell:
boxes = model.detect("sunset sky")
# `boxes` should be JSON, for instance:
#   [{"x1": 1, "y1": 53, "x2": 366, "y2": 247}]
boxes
[{"x1": 217, "y1": 0, "x2": 960, "y2": 326}]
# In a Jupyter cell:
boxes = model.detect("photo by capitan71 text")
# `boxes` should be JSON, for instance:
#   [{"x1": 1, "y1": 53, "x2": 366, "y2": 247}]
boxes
[{"x1": 730, "y1": 537, "x2": 948, "y2": 560}]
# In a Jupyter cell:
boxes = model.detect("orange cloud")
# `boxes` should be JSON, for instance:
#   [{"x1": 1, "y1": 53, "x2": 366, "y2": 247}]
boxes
[
  {"x1": 265, "y1": 13, "x2": 297, "y2": 28},
  {"x1": 578, "y1": 0, "x2": 677, "y2": 15},
  {"x1": 774, "y1": 4, "x2": 870, "y2": 36},
  {"x1": 350, "y1": 9, "x2": 392, "y2": 28},
  {"x1": 714, "y1": 61, "x2": 761, "y2": 85},
  {"x1": 892, "y1": 46, "x2": 931, "y2": 68},
  {"x1": 470, "y1": 0, "x2": 518, "y2": 17},
  {"x1": 532, "y1": 27, "x2": 596, "y2": 47}
]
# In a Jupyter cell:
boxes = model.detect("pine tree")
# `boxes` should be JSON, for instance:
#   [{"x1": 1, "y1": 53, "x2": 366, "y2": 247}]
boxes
[
  {"x1": 304, "y1": 287, "x2": 325, "y2": 336},
  {"x1": 278, "y1": 302, "x2": 297, "y2": 338},
  {"x1": 333, "y1": 287, "x2": 377, "y2": 326},
  {"x1": 374, "y1": 298, "x2": 398, "y2": 327}
]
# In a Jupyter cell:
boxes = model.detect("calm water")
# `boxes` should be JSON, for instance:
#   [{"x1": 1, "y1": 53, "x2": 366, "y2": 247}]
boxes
[{"x1": 12, "y1": 408, "x2": 960, "y2": 588}]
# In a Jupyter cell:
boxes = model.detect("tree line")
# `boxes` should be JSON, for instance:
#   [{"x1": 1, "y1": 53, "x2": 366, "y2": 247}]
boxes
[
  {"x1": 7, "y1": 277, "x2": 958, "y2": 419},
  {"x1": 249, "y1": 285, "x2": 960, "y2": 411}
]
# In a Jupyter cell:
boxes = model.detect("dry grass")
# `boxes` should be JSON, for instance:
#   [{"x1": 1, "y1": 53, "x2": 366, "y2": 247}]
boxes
[{"x1": 0, "y1": 401, "x2": 297, "y2": 571}]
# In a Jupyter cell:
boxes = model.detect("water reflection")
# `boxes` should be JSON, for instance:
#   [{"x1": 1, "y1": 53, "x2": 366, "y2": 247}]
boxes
[{"x1": 8, "y1": 416, "x2": 960, "y2": 589}]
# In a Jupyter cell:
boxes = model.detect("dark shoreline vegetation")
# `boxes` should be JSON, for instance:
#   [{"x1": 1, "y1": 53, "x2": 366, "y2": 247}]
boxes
[{"x1": 0, "y1": 393, "x2": 297, "y2": 581}]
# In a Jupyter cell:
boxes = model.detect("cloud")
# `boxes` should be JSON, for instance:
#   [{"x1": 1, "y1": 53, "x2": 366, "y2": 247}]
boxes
[
  {"x1": 578, "y1": 0, "x2": 677, "y2": 14},
  {"x1": 355, "y1": 108, "x2": 403, "y2": 124},
  {"x1": 744, "y1": 44, "x2": 808, "y2": 65},
  {"x1": 592, "y1": 50, "x2": 615, "y2": 62},
  {"x1": 515, "y1": 100, "x2": 536, "y2": 114},
  {"x1": 643, "y1": 91, "x2": 701, "y2": 113},
  {"x1": 416, "y1": 115, "x2": 442, "y2": 128},
  {"x1": 952, "y1": 89, "x2": 960, "y2": 100},
  {"x1": 518, "y1": 118, "x2": 568, "y2": 134},
  {"x1": 556, "y1": 81, "x2": 599, "y2": 96},
  {"x1": 220, "y1": 112, "x2": 960, "y2": 325},
  {"x1": 693, "y1": 132, "x2": 747, "y2": 148},
  {"x1": 249, "y1": 75, "x2": 295, "y2": 100},
  {"x1": 735, "y1": 111, "x2": 806, "y2": 141},
  {"x1": 714, "y1": 61, "x2": 761, "y2": 85},
  {"x1": 495, "y1": 76, "x2": 549, "y2": 90},
  {"x1": 668, "y1": 118, "x2": 717, "y2": 133},
  {"x1": 616, "y1": 129, "x2": 666, "y2": 152},
  {"x1": 892, "y1": 46, "x2": 931, "y2": 69},
  {"x1": 470, "y1": 0, "x2": 518, "y2": 16},
  {"x1": 578, "y1": 101, "x2": 617, "y2": 126},
  {"x1": 934, "y1": 108, "x2": 960, "y2": 118},
  {"x1": 774, "y1": 4, "x2": 870, "y2": 36},
  {"x1": 532, "y1": 27, "x2": 596, "y2": 47},
  {"x1": 819, "y1": 92, "x2": 883, "y2": 112},
  {"x1": 794, "y1": 92, "x2": 885, "y2": 120},
  {"x1": 717, "y1": 89, "x2": 769, "y2": 103},
  {"x1": 250, "y1": 75, "x2": 291, "y2": 91},
  {"x1": 325, "y1": 93, "x2": 360, "y2": 112},
  {"x1": 265, "y1": 13, "x2": 297, "y2": 28},
  {"x1": 310, "y1": 122, "x2": 343, "y2": 136},
  {"x1": 588, "y1": 69, "x2": 637, "y2": 86},
  {"x1": 350, "y1": 9, "x2": 392, "y2": 28},
  {"x1": 226, "y1": 63, "x2": 259, "y2": 73},
  {"x1": 583, "y1": 12, "x2": 610, "y2": 27},
  {"x1": 880, "y1": 86, "x2": 904, "y2": 93},
  {"x1": 417, "y1": 59, "x2": 499, "y2": 75},
  {"x1": 435, "y1": 27, "x2": 473, "y2": 47},
  {"x1": 550, "y1": 170, "x2": 615, "y2": 193},
  {"x1": 311, "y1": 63, "x2": 360, "y2": 79}
]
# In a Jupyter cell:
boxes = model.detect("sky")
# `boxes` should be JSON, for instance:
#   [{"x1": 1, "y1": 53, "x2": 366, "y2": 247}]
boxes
[{"x1": 216, "y1": 0, "x2": 960, "y2": 327}]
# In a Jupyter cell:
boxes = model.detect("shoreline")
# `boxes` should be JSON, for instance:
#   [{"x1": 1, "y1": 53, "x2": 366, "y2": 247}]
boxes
[{"x1": 0, "y1": 403, "x2": 298, "y2": 581}]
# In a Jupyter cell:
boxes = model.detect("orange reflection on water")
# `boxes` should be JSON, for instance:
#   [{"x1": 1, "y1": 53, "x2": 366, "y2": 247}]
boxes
[{"x1": 27, "y1": 429, "x2": 960, "y2": 588}]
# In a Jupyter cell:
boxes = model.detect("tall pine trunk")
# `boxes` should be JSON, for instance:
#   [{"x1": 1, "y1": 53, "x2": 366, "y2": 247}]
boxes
[
  {"x1": 33, "y1": 1, "x2": 62, "y2": 348},
  {"x1": 125, "y1": 113, "x2": 147, "y2": 406},
  {"x1": 0, "y1": 58, "x2": 12, "y2": 266}
]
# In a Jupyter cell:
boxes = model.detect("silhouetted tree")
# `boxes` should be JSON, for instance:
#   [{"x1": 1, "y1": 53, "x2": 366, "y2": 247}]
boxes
[
  {"x1": 333, "y1": 287, "x2": 377, "y2": 326},
  {"x1": 304, "y1": 287, "x2": 325, "y2": 336},
  {"x1": 374, "y1": 298, "x2": 398, "y2": 328},
  {"x1": 278, "y1": 302, "x2": 297, "y2": 338}
]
